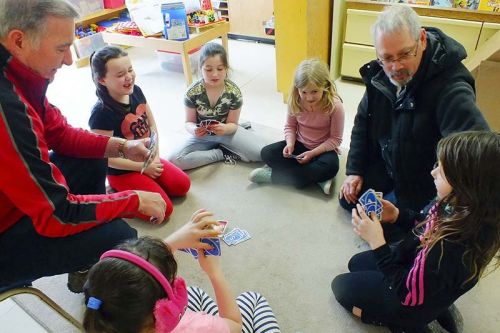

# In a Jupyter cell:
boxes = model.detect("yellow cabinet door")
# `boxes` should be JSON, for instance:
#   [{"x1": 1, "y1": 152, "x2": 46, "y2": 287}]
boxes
[{"x1": 341, "y1": 43, "x2": 375, "y2": 79}]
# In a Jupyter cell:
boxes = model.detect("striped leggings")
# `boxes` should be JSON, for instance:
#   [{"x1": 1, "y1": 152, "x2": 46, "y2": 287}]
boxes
[{"x1": 187, "y1": 286, "x2": 281, "y2": 333}]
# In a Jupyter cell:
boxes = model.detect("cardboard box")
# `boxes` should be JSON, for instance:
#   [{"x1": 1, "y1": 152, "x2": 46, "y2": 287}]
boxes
[{"x1": 465, "y1": 31, "x2": 500, "y2": 131}]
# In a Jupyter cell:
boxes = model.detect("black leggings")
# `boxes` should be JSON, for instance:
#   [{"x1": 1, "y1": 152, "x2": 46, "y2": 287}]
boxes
[
  {"x1": 331, "y1": 251, "x2": 439, "y2": 331},
  {"x1": 261, "y1": 140, "x2": 339, "y2": 188}
]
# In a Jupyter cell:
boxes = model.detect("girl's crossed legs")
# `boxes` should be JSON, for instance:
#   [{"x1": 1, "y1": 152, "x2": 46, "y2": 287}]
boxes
[
  {"x1": 187, "y1": 286, "x2": 281, "y2": 333},
  {"x1": 168, "y1": 128, "x2": 265, "y2": 170}
]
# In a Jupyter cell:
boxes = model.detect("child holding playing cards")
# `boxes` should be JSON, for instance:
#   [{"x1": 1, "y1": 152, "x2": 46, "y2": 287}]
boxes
[
  {"x1": 83, "y1": 209, "x2": 281, "y2": 333},
  {"x1": 332, "y1": 131, "x2": 500, "y2": 333},
  {"x1": 249, "y1": 59, "x2": 345, "y2": 195},
  {"x1": 89, "y1": 46, "x2": 190, "y2": 223},
  {"x1": 167, "y1": 43, "x2": 266, "y2": 170}
]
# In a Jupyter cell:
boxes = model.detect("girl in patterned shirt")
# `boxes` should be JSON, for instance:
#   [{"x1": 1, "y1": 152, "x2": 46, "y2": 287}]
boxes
[{"x1": 168, "y1": 43, "x2": 265, "y2": 170}]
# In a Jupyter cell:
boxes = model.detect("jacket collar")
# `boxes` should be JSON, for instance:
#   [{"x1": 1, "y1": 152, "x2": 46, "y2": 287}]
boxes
[{"x1": 0, "y1": 43, "x2": 49, "y2": 107}]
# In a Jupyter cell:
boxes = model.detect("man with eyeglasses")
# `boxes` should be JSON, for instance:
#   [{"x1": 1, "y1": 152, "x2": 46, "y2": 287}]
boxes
[{"x1": 339, "y1": 5, "x2": 489, "y2": 216}]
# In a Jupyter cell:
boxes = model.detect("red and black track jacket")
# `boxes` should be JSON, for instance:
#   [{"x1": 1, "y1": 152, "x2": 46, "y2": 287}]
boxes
[{"x1": 0, "y1": 44, "x2": 139, "y2": 237}]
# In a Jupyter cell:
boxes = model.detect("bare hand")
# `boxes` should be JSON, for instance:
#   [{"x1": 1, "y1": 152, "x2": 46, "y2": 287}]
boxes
[
  {"x1": 197, "y1": 249, "x2": 223, "y2": 278},
  {"x1": 296, "y1": 151, "x2": 314, "y2": 164},
  {"x1": 194, "y1": 126, "x2": 208, "y2": 137},
  {"x1": 125, "y1": 138, "x2": 151, "y2": 162},
  {"x1": 352, "y1": 204, "x2": 386, "y2": 249},
  {"x1": 209, "y1": 123, "x2": 226, "y2": 136},
  {"x1": 380, "y1": 199, "x2": 399, "y2": 224},
  {"x1": 144, "y1": 159, "x2": 163, "y2": 179},
  {"x1": 165, "y1": 209, "x2": 221, "y2": 251},
  {"x1": 282, "y1": 144, "x2": 295, "y2": 157},
  {"x1": 340, "y1": 175, "x2": 364, "y2": 204},
  {"x1": 135, "y1": 190, "x2": 166, "y2": 224}
]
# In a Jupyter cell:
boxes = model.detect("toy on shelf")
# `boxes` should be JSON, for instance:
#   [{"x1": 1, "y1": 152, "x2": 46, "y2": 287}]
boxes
[
  {"x1": 187, "y1": 9, "x2": 221, "y2": 26},
  {"x1": 107, "y1": 21, "x2": 142, "y2": 35}
]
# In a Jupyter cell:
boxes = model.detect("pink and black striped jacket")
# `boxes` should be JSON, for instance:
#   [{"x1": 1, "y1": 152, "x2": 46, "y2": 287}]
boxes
[{"x1": 373, "y1": 203, "x2": 476, "y2": 319}]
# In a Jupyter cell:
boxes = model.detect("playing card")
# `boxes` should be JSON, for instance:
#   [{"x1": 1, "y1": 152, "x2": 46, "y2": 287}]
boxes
[
  {"x1": 287, "y1": 154, "x2": 303, "y2": 160},
  {"x1": 201, "y1": 237, "x2": 221, "y2": 256},
  {"x1": 215, "y1": 220, "x2": 228, "y2": 235},
  {"x1": 359, "y1": 189, "x2": 383, "y2": 220},
  {"x1": 141, "y1": 130, "x2": 157, "y2": 174},
  {"x1": 232, "y1": 229, "x2": 251, "y2": 245},
  {"x1": 223, "y1": 228, "x2": 246, "y2": 246},
  {"x1": 198, "y1": 119, "x2": 220, "y2": 135},
  {"x1": 179, "y1": 247, "x2": 198, "y2": 259}
]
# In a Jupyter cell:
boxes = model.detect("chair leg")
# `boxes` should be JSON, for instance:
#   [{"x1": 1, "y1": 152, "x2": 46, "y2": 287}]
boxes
[{"x1": 0, "y1": 287, "x2": 83, "y2": 331}]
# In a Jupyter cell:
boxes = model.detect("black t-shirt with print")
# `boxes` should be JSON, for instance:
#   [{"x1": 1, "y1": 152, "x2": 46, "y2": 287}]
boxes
[{"x1": 89, "y1": 85, "x2": 150, "y2": 175}]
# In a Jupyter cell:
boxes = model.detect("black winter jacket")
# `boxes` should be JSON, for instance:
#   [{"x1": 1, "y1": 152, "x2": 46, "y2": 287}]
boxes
[{"x1": 346, "y1": 27, "x2": 489, "y2": 210}]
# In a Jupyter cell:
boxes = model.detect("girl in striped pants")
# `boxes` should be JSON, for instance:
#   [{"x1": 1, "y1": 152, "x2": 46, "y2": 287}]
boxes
[{"x1": 187, "y1": 286, "x2": 281, "y2": 333}]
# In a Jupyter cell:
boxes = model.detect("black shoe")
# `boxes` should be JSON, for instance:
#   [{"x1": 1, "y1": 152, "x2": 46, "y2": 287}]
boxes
[
  {"x1": 436, "y1": 304, "x2": 463, "y2": 333},
  {"x1": 219, "y1": 146, "x2": 241, "y2": 165},
  {"x1": 67, "y1": 270, "x2": 89, "y2": 293}
]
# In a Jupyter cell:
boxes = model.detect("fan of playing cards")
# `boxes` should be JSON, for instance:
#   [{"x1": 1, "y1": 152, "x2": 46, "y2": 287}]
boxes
[
  {"x1": 141, "y1": 129, "x2": 157, "y2": 174},
  {"x1": 358, "y1": 189, "x2": 383, "y2": 220},
  {"x1": 179, "y1": 220, "x2": 252, "y2": 259},
  {"x1": 197, "y1": 119, "x2": 220, "y2": 135}
]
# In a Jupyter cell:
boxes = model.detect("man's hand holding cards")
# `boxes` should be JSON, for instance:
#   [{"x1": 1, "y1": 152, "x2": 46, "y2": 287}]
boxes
[{"x1": 358, "y1": 189, "x2": 383, "y2": 220}]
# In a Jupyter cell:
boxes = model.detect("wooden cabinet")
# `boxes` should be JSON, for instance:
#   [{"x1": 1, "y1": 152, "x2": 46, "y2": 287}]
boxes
[
  {"x1": 228, "y1": 0, "x2": 274, "y2": 41},
  {"x1": 274, "y1": 0, "x2": 333, "y2": 101},
  {"x1": 333, "y1": 0, "x2": 500, "y2": 80}
]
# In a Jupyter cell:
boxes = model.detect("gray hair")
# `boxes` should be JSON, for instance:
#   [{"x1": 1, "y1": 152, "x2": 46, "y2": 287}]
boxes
[
  {"x1": 371, "y1": 5, "x2": 421, "y2": 46},
  {"x1": 0, "y1": 0, "x2": 78, "y2": 44}
]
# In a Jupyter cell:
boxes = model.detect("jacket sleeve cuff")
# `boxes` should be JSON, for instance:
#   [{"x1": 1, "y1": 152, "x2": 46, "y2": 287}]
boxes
[{"x1": 372, "y1": 243, "x2": 392, "y2": 261}]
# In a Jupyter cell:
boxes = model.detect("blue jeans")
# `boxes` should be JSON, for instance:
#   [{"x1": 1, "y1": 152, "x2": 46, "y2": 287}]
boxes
[
  {"x1": 168, "y1": 127, "x2": 265, "y2": 170},
  {"x1": 0, "y1": 153, "x2": 137, "y2": 290}
]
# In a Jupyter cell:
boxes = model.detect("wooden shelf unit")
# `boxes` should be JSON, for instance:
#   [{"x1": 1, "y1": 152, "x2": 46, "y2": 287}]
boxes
[{"x1": 73, "y1": 5, "x2": 127, "y2": 67}]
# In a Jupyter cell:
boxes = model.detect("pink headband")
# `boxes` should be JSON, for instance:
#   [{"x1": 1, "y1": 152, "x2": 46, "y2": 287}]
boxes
[
  {"x1": 101, "y1": 249, "x2": 175, "y2": 297},
  {"x1": 100, "y1": 249, "x2": 188, "y2": 332}
]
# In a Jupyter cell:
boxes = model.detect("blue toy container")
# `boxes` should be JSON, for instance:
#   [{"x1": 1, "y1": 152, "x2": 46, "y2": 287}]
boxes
[{"x1": 161, "y1": 2, "x2": 190, "y2": 41}]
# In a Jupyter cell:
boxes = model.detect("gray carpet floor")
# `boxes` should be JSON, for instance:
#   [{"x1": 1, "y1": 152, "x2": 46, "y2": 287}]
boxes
[{"x1": 14, "y1": 125, "x2": 500, "y2": 333}]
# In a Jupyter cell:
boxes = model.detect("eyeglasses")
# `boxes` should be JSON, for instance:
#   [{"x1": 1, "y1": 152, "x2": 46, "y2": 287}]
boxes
[{"x1": 377, "y1": 41, "x2": 419, "y2": 67}]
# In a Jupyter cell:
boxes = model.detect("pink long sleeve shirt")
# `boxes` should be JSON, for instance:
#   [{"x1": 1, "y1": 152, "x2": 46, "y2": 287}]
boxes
[{"x1": 284, "y1": 97, "x2": 345, "y2": 154}]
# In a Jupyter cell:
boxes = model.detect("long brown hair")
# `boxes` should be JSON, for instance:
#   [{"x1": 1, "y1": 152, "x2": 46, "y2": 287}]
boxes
[{"x1": 420, "y1": 131, "x2": 500, "y2": 285}]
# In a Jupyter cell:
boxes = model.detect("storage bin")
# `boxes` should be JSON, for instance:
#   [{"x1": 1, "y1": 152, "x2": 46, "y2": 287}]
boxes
[
  {"x1": 73, "y1": 33, "x2": 106, "y2": 59},
  {"x1": 68, "y1": 0, "x2": 104, "y2": 17},
  {"x1": 156, "y1": 48, "x2": 200, "y2": 75},
  {"x1": 103, "y1": 0, "x2": 125, "y2": 9}
]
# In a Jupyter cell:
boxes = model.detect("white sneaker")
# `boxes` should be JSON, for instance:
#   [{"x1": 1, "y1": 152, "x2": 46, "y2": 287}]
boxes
[
  {"x1": 249, "y1": 165, "x2": 272, "y2": 183},
  {"x1": 317, "y1": 178, "x2": 333, "y2": 195}
]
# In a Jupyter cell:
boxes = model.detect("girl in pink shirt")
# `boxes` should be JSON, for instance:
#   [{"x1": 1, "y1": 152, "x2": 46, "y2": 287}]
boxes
[
  {"x1": 83, "y1": 209, "x2": 280, "y2": 333},
  {"x1": 249, "y1": 59, "x2": 345, "y2": 194}
]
